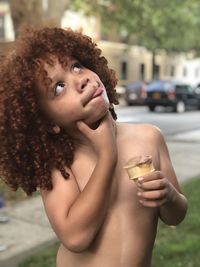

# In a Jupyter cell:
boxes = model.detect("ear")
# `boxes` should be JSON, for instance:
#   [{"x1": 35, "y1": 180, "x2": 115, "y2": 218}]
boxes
[{"x1": 52, "y1": 125, "x2": 61, "y2": 134}]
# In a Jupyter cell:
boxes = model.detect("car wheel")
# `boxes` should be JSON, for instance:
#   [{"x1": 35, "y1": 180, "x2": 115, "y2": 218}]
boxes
[
  {"x1": 175, "y1": 101, "x2": 186, "y2": 113},
  {"x1": 148, "y1": 105, "x2": 156, "y2": 111}
]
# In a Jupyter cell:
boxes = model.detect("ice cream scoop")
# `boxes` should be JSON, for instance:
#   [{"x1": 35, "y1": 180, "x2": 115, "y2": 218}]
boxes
[{"x1": 124, "y1": 155, "x2": 155, "y2": 181}]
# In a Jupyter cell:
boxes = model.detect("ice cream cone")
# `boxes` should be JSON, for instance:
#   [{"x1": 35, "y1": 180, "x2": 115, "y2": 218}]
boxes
[{"x1": 124, "y1": 155, "x2": 155, "y2": 181}]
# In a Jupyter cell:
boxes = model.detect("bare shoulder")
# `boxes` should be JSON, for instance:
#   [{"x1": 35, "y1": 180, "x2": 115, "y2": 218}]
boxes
[
  {"x1": 134, "y1": 123, "x2": 162, "y2": 136},
  {"x1": 117, "y1": 122, "x2": 164, "y2": 144},
  {"x1": 138, "y1": 123, "x2": 165, "y2": 145}
]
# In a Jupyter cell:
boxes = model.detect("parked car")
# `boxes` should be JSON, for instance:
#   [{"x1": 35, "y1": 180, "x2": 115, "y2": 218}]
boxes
[
  {"x1": 124, "y1": 81, "x2": 147, "y2": 105},
  {"x1": 145, "y1": 80, "x2": 200, "y2": 113},
  {"x1": 115, "y1": 85, "x2": 126, "y2": 98},
  {"x1": 195, "y1": 83, "x2": 200, "y2": 94}
]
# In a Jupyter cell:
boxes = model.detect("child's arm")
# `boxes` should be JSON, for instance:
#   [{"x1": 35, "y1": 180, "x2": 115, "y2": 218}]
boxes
[
  {"x1": 40, "y1": 113, "x2": 117, "y2": 252},
  {"x1": 136, "y1": 126, "x2": 188, "y2": 225}
]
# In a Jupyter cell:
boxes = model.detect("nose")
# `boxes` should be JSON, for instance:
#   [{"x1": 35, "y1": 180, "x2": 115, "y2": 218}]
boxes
[
  {"x1": 79, "y1": 78, "x2": 90, "y2": 92},
  {"x1": 79, "y1": 78, "x2": 100, "y2": 91}
]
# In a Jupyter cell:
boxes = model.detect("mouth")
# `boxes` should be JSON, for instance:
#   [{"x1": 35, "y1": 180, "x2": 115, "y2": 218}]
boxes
[
  {"x1": 82, "y1": 81, "x2": 106, "y2": 106},
  {"x1": 92, "y1": 86, "x2": 104, "y2": 98}
]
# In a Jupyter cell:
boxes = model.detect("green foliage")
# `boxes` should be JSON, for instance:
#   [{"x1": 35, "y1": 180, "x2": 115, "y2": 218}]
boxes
[
  {"x1": 71, "y1": 0, "x2": 200, "y2": 53},
  {"x1": 18, "y1": 243, "x2": 60, "y2": 267}
]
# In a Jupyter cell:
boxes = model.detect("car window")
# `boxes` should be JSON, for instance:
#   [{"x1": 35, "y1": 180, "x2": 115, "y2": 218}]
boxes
[
  {"x1": 148, "y1": 82, "x2": 162, "y2": 90},
  {"x1": 180, "y1": 83, "x2": 200, "y2": 94},
  {"x1": 187, "y1": 85, "x2": 195, "y2": 93},
  {"x1": 163, "y1": 83, "x2": 172, "y2": 91},
  {"x1": 175, "y1": 85, "x2": 185, "y2": 93},
  {"x1": 148, "y1": 81, "x2": 173, "y2": 91},
  {"x1": 195, "y1": 86, "x2": 200, "y2": 94},
  {"x1": 127, "y1": 82, "x2": 142, "y2": 90},
  {"x1": 175, "y1": 85, "x2": 193, "y2": 93}
]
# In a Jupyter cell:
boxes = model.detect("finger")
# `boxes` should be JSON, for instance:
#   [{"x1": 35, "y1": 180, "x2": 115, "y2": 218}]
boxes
[
  {"x1": 138, "y1": 171, "x2": 163, "y2": 183},
  {"x1": 137, "y1": 188, "x2": 167, "y2": 201},
  {"x1": 139, "y1": 198, "x2": 167, "y2": 208},
  {"x1": 76, "y1": 121, "x2": 93, "y2": 137},
  {"x1": 137, "y1": 178, "x2": 167, "y2": 190}
]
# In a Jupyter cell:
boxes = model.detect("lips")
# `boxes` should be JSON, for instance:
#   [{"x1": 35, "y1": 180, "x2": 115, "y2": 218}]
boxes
[
  {"x1": 82, "y1": 82, "x2": 106, "y2": 107},
  {"x1": 92, "y1": 87, "x2": 104, "y2": 98}
]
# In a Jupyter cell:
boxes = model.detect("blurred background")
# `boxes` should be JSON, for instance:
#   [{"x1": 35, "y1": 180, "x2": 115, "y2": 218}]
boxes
[
  {"x1": 1, "y1": 0, "x2": 200, "y2": 112},
  {"x1": 0, "y1": 1, "x2": 200, "y2": 267},
  {"x1": 1, "y1": 0, "x2": 200, "y2": 85}
]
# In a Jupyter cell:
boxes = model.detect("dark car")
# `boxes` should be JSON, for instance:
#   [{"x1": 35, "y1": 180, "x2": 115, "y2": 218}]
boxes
[
  {"x1": 145, "y1": 80, "x2": 200, "y2": 113},
  {"x1": 124, "y1": 81, "x2": 147, "y2": 105}
]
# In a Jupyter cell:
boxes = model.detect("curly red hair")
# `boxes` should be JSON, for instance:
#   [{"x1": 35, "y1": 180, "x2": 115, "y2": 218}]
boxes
[{"x1": 0, "y1": 27, "x2": 119, "y2": 195}]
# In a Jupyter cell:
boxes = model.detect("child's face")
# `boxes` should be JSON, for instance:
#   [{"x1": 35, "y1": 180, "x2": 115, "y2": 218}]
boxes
[{"x1": 36, "y1": 57, "x2": 110, "y2": 131}]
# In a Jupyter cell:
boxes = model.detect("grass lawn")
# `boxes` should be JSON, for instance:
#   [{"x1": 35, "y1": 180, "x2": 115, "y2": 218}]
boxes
[
  {"x1": 152, "y1": 177, "x2": 200, "y2": 267},
  {"x1": 18, "y1": 177, "x2": 200, "y2": 267}
]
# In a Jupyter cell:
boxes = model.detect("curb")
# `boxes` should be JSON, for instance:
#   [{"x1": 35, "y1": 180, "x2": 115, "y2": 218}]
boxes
[{"x1": 0, "y1": 239, "x2": 58, "y2": 267}]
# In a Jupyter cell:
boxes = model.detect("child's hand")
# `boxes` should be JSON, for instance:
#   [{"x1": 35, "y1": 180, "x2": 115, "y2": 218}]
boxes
[
  {"x1": 77, "y1": 113, "x2": 117, "y2": 160},
  {"x1": 136, "y1": 171, "x2": 175, "y2": 208}
]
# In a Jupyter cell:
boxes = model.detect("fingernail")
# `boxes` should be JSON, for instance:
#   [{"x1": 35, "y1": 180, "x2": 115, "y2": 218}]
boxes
[
  {"x1": 137, "y1": 192, "x2": 141, "y2": 196},
  {"x1": 76, "y1": 121, "x2": 81, "y2": 127},
  {"x1": 138, "y1": 177, "x2": 143, "y2": 182}
]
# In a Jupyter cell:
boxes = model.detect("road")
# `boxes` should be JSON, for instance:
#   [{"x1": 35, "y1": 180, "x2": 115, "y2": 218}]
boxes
[
  {"x1": 115, "y1": 105, "x2": 200, "y2": 137},
  {"x1": 115, "y1": 104, "x2": 200, "y2": 182}
]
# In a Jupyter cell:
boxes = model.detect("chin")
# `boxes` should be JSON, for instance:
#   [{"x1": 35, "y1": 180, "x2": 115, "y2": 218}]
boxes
[{"x1": 85, "y1": 110, "x2": 109, "y2": 128}]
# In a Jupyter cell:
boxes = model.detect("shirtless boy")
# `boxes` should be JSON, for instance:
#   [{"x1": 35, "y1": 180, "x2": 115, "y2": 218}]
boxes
[{"x1": 0, "y1": 27, "x2": 187, "y2": 267}]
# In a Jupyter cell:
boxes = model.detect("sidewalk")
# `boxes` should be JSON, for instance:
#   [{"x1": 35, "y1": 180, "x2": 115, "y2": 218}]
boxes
[
  {"x1": 166, "y1": 129, "x2": 200, "y2": 182},
  {"x1": 0, "y1": 130, "x2": 200, "y2": 267},
  {"x1": 0, "y1": 197, "x2": 57, "y2": 267}
]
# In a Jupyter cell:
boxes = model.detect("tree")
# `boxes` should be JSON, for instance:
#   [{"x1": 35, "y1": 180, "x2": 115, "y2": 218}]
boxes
[
  {"x1": 72, "y1": 0, "x2": 198, "y2": 79},
  {"x1": 9, "y1": 0, "x2": 43, "y2": 37},
  {"x1": 9, "y1": 0, "x2": 70, "y2": 37},
  {"x1": 131, "y1": 0, "x2": 196, "y2": 78}
]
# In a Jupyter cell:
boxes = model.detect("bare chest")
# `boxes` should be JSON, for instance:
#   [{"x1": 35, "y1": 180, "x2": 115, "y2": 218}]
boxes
[{"x1": 71, "y1": 137, "x2": 159, "y2": 207}]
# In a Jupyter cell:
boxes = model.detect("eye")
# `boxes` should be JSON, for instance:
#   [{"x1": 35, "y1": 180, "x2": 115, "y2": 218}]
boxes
[
  {"x1": 54, "y1": 82, "x2": 65, "y2": 96},
  {"x1": 72, "y1": 61, "x2": 83, "y2": 73}
]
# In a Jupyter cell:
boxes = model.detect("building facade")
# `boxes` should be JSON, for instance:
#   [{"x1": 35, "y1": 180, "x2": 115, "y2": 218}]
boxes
[
  {"x1": 98, "y1": 41, "x2": 200, "y2": 86},
  {"x1": 1, "y1": 2, "x2": 200, "y2": 86},
  {"x1": 0, "y1": 1, "x2": 14, "y2": 42}
]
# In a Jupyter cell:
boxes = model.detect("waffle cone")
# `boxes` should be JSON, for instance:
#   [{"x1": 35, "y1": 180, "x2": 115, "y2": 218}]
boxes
[{"x1": 124, "y1": 155, "x2": 155, "y2": 181}]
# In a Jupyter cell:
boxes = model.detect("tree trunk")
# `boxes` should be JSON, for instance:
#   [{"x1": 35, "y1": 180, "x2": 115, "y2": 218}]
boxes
[
  {"x1": 9, "y1": 0, "x2": 70, "y2": 37},
  {"x1": 9, "y1": 0, "x2": 43, "y2": 37}
]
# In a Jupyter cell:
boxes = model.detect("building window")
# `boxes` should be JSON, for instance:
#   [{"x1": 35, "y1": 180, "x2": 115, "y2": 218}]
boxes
[
  {"x1": 121, "y1": 61, "x2": 127, "y2": 80},
  {"x1": 164, "y1": 65, "x2": 169, "y2": 76},
  {"x1": 0, "y1": 15, "x2": 5, "y2": 39},
  {"x1": 42, "y1": 0, "x2": 48, "y2": 12},
  {"x1": 140, "y1": 63, "x2": 145, "y2": 80},
  {"x1": 183, "y1": 67, "x2": 187, "y2": 77},
  {"x1": 195, "y1": 67, "x2": 199, "y2": 78},
  {"x1": 153, "y1": 65, "x2": 160, "y2": 80},
  {"x1": 170, "y1": 65, "x2": 175, "y2": 77}
]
